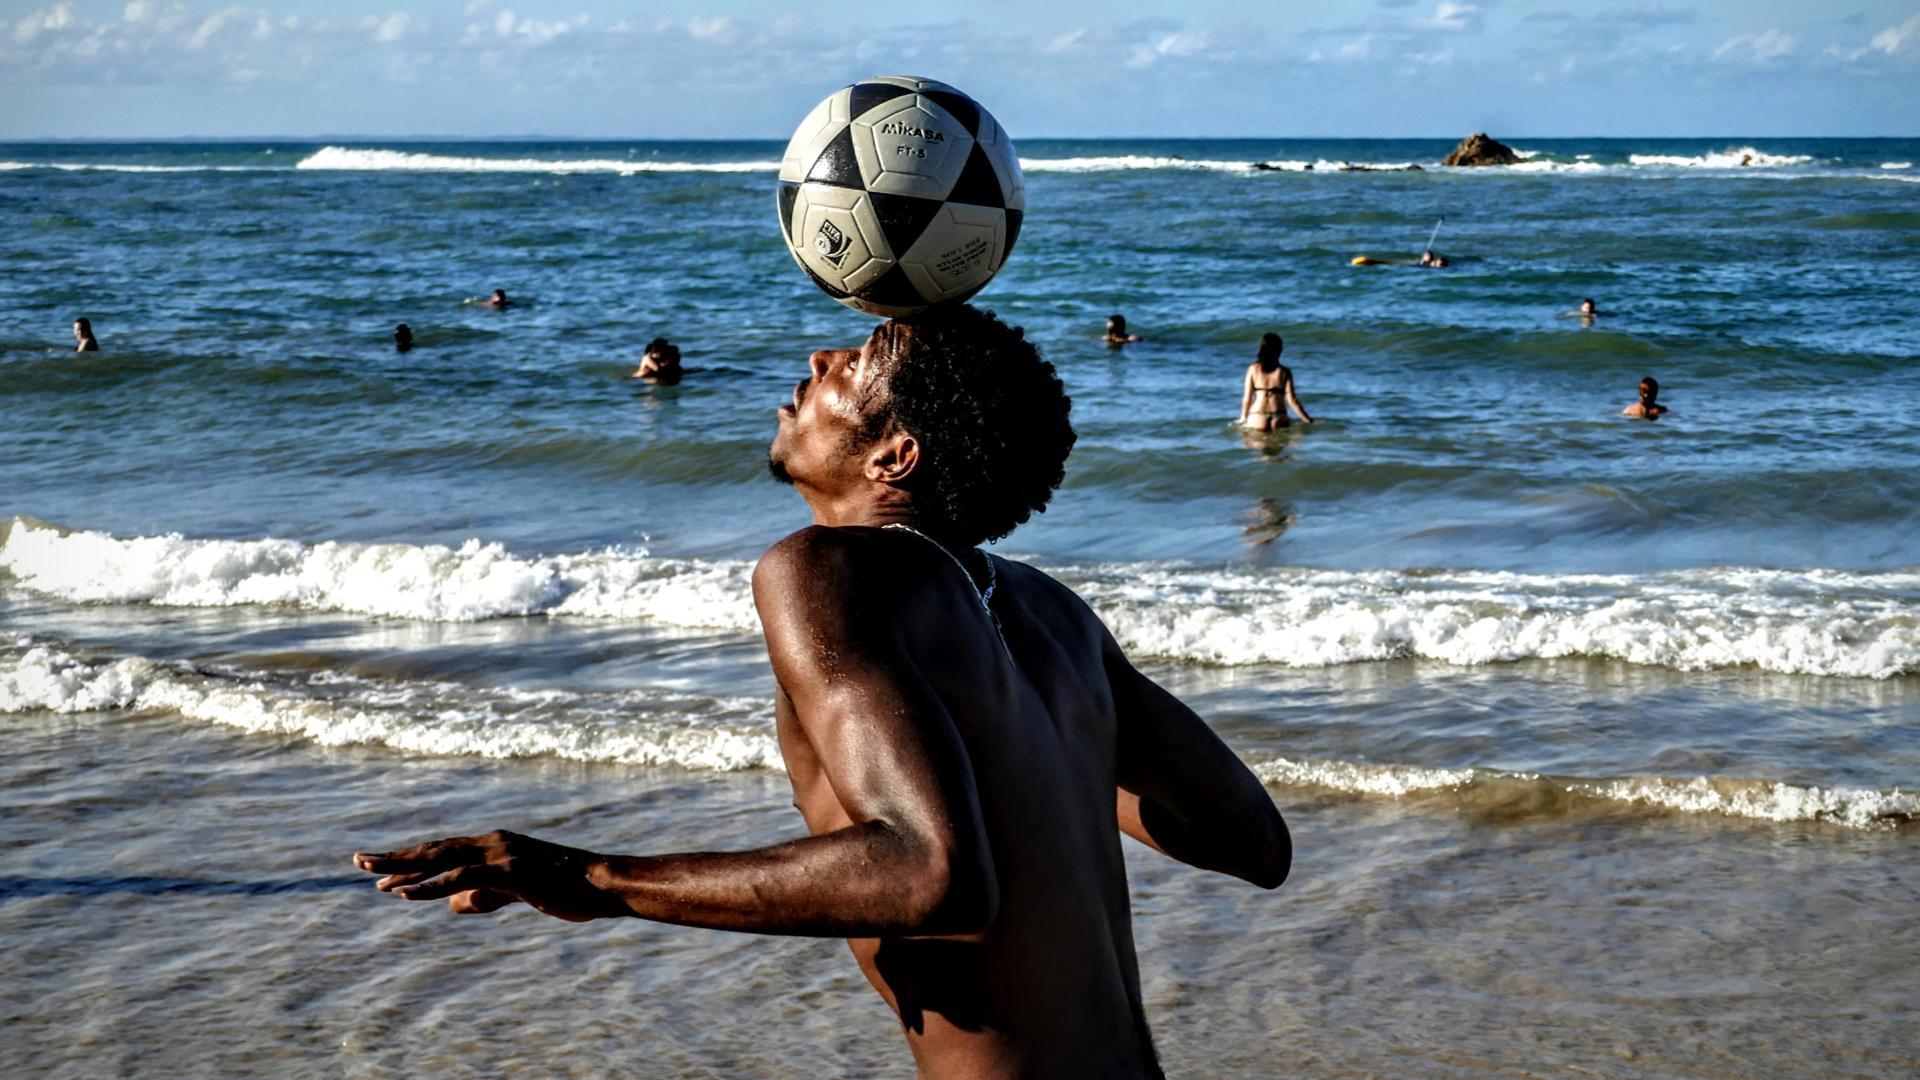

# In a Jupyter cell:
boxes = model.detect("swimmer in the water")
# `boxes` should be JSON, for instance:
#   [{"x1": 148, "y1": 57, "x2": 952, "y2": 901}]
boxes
[
  {"x1": 629, "y1": 337, "x2": 684, "y2": 384},
  {"x1": 72, "y1": 317, "x2": 99, "y2": 352},
  {"x1": 393, "y1": 324, "x2": 414, "y2": 353},
  {"x1": 1559, "y1": 298, "x2": 1605, "y2": 321},
  {"x1": 468, "y1": 289, "x2": 512, "y2": 309},
  {"x1": 1103, "y1": 314, "x2": 1142, "y2": 347},
  {"x1": 1622, "y1": 376, "x2": 1668, "y2": 420},
  {"x1": 1417, "y1": 249, "x2": 1449, "y2": 268},
  {"x1": 1239, "y1": 332, "x2": 1313, "y2": 432}
]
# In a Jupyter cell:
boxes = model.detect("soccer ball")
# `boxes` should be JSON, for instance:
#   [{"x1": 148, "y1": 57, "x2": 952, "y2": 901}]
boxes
[{"x1": 777, "y1": 76, "x2": 1025, "y2": 318}]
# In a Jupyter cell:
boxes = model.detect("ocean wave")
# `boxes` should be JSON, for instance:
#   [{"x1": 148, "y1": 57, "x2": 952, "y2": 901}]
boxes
[
  {"x1": 5, "y1": 637, "x2": 1907, "y2": 829},
  {"x1": 5, "y1": 520, "x2": 1917, "y2": 679},
  {"x1": 1626, "y1": 146, "x2": 1815, "y2": 168},
  {"x1": 1251, "y1": 756, "x2": 1915, "y2": 830},
  {"x1": 1882, "y1": 161, "x2": 1913, "y2": 170},
  {"x1": 293, "y1": 146, "x2": 778, "y2": 175},
  {"x1": 0, "y1": 519, "x2": 758, "y2": 629},
  {"x1": 0, "y1": 637, "x2": 780, "y2": 771}
]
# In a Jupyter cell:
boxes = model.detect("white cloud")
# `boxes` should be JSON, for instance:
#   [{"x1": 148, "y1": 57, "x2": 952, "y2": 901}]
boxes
[
  {"x1": 1338, "y1": 35, "x2": 1372, "y2": 60},
  {"x1": 186, "y1": 5, "x2": 247, "y2": 51},
  {"x1": 1126, "y1": 30, "x2": 1208, "y2": 68},
  {"x1": 1867, "y1": 11, "x2": 1920, "y2": 55},
  {"x1": 1411, "y1": 3, "x2": 1482, "y2": 33},
  {"x1": 367, "y1": 12, "x2": 415, "y2": 44},
  {"x1": 687, "y1": 16, "x2": 733, "y2": 40},
  {"x1": 1712, "y1": 28, "x2": 1793, "y2": 62},
  {"x1": 13, "y1": 3, "x2": 74, "y2": 44},
  {"x1": 123, "y1": 1, "x2": 152, "y2": 21}
]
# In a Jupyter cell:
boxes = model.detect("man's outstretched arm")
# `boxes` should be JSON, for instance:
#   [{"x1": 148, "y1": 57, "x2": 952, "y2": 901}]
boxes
[
  {"x1": 1105, "y1": 632, "x2": 1290, "y2": 889},
  {"x1": 353, "y1": 528, "x2": 998, "y2": 936}
]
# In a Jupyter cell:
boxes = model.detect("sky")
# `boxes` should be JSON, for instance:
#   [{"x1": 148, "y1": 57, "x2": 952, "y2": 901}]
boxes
[{"x1": 0, "y1": 1, "x2": 1916, "y2": 138}]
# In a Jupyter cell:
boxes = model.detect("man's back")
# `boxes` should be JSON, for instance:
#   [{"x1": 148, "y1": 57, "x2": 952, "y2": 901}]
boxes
[{"x1": 766, "y1": 526, "x2": 1156, "y2": 1077}]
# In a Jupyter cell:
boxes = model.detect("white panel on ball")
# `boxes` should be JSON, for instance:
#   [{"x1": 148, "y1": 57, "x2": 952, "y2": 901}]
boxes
[
  {"x1": 850, "y1": 97, "x2": 975, "y2": 201},
  {"x1": 897, "y1": 203, "x2": 1005, "y2": 302},
  {"x1": 792, "y1": 186, "x2": 892, "y2": 293}
]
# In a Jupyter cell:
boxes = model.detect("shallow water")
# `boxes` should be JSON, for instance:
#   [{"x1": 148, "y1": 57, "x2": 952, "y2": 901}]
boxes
[{"x1": 3, "y1": 137, "x2": 1918, "y2": 1075}]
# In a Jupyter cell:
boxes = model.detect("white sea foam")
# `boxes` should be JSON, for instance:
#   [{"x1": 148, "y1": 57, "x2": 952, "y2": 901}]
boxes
[
  {"x1": 0, "y1": 637, "x2": 781, "y2": 771},
  {"x1": 6, "y1": 637, "x2": 1905, "y2": 829},
  {"x1": 0, "y1": 520, "x2": 758, "y2": 631},
  {"x1": 1627, "y1": 146, "x2": 1815, "y2": 169},
  {"x1": 1878, "y1": 161, "x2": 1911, "y2": 169},
  {"x1": 1019, "y1": 155, "x2": 1265, "y2": 173},
  {"x1": 294, "y1": 146, "x2": 778, "y2": 175},
  {"x1": 5, "y1": 520, "x2": 1917, "y2": 678},
  {"x1": 1251, "y1": 755, "x2": 1916, "y2": 829}
]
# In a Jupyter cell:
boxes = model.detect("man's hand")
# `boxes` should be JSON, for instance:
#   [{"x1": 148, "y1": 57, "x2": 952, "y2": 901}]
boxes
[{"x1": 352, "y1": 830, "x2": 622, "y2": 922}]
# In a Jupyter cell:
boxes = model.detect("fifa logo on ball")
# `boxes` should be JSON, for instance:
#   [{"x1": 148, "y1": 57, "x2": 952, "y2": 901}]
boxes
[{"x1": 813, "y1": 219, "x2": 853, "y2": 269}]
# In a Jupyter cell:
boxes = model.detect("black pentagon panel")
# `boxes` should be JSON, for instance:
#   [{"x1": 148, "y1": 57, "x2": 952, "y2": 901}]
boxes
[
  {"x1": 807, "y1": 125, "x2": 864, "y2": 189},
  {"x1": 1002, "y1": 208, "x2": 1023, "y2": 260},
  {"x1": 801, "y1": 263, "x2": 852, "y2": 299},
  {"x1": 868, "y1": 191, "x2": 945, "y2": 261},
  {"x1": 776, "y1": 182, "x2": 801, "y2": 246},
  {"x1": 847, "y1": 81, "x2": 916, "y2": 122},
  {"x1": 944, "y1": 144, "x2": 1006, "y2": 209},
  {"x1": 859, "y1": 264, "x2": 927, "y2": 310},
  {"x1": 921, "y1": 91, "x2": 980, "y2": 137}
]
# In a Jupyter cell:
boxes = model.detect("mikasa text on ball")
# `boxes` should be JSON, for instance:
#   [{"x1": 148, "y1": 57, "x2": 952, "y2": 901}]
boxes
[{"x1": 777, "y1": 76, "x2": 1025, "y2": 318}]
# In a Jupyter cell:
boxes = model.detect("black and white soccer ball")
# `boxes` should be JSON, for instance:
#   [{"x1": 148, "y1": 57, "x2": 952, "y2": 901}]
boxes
[{"x1": 777, "y1": 76, "x2": 1025, "y2": 318}]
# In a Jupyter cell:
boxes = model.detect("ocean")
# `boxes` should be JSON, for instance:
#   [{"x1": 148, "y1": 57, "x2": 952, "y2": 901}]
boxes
[{"x1": 3, "y1": 137, "x2": 1917, "y2": 1077}]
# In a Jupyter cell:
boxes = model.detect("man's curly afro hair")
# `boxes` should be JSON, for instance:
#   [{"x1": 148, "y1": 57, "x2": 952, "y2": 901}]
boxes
[{"x1": 862, "y1": 305, "x2": 1075, "y2": 547}]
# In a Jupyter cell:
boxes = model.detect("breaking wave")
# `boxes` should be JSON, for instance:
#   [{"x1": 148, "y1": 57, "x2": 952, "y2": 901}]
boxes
[
  {"x1": 1626, "y1": 146, "x2": 1815, "y2": 169},
  {"x1": 293, "y1": 146, "x2": 778, "y2": 174},
  {"x1": 4, "y1": 520, "x2": 1917, "y2": 679},
  {"x1": 4, "y1": 636, "x2": 1909, "y2": 829}
]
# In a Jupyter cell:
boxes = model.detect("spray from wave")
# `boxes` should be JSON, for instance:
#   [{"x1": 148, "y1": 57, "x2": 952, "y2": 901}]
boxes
[
  {"x1": 4, "y1": 520, "x2": 1916, "y2": 679},
  {"x1": 3, "y1": 636, "x2": 1909, "y2": 829}
]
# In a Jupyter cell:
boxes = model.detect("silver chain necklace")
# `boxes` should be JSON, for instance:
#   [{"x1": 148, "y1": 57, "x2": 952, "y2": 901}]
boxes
[{"x1": 882, "y1": 523, "x2": 1011, "y2": 658}]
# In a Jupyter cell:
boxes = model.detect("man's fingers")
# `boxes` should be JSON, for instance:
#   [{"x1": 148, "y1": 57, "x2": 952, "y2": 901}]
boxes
[
  {"x1": 394, "y1": 863, "x2": 510, "y2": 902},
  {"x1": 449, "y1": 889, "x2": 518, "y2": 915},
  {"x1": 353, "y1": 836, "x2": 487, "y2": 876},
  {"x1": 375, "y1": 872, "x2": 434, "y2": 892}
]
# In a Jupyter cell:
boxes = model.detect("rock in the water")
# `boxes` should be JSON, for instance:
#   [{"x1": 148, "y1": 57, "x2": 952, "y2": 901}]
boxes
[{"x1": 1442, "y1": 133, "x2": 1521, "y2": 167}]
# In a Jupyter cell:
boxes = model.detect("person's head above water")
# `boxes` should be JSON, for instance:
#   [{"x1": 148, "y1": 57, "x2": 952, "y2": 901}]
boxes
[
  {"x1": 491, "y1": 289, "x2": 507, "y2": 302},
  {"x1": 1581, "y1": 299, "x2": 1597, "y2": 315},
  {"x1": 1639, "y1": 376, "x2": 1659, "y2": 402},
  {"x1": 767, "y1": 304, "x2": 1076, "y2": 548},
  {"x1": 1106, "y1": 315, "x2": 1127, "y2": 335},
  {"x1": 72, "y1": 317, "x2": 93, "y2": 339},
  {"x1": 1256, "y1": 332, "x2": 1284, "y2": 367},
  {"x1": 393, "y1": 324, "x2": 413, "y2": 351}
]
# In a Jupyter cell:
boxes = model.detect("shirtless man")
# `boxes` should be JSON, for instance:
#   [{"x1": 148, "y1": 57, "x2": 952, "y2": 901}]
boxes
[
  {"x1": 1417, "y1": 249, "x2": 1449, "y2": 268},
  {"x1": 352, "y1": 304, "x2": 1290, "y2": 1079},
  {"x1": 1103, "y1": 314, "x2": 1142, "y2": 346},
  {"x1": 1623, "y1": 376, "x2": 1668, "y2": 419},
  {"x1": 72, "y1": 317, "x2": 99, "y2": 352},
  {"x1": 1560, "y1": 298, "x2": 1604, "y2": 324},
  {"x1": 469, "y1": 288, "x2": 512, "y2": 309}
]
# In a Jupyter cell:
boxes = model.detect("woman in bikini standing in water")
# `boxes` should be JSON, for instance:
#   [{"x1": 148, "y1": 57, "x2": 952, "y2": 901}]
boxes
[{"x1": 1239, "y1": 332, "x2": 1313, "y2": 431}]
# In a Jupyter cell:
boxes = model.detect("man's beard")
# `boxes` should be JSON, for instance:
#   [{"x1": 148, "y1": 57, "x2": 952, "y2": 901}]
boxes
[{"x1": 766, "y1": 456, "x2": 794, "y2": 485}]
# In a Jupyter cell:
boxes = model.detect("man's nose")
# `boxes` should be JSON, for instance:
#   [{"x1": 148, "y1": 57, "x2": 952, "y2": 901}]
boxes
[{"x1": 808, "y1": 350, "x2": 833, "y2": 379}]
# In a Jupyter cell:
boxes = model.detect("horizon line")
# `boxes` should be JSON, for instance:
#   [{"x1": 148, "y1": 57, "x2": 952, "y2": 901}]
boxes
[{"x1": 4, "y1": 133, "x2": 1917, "y2": 144}]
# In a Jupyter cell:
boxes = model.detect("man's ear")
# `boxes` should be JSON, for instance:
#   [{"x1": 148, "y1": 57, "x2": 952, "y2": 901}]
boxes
[{"x1": 863, "y1": 430, "x2": 920, "y2": 485}]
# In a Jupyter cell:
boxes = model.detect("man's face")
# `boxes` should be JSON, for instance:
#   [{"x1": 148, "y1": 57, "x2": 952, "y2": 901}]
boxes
[{"x1": 768, "y1": 323, "x2": 895, "y2": 488}]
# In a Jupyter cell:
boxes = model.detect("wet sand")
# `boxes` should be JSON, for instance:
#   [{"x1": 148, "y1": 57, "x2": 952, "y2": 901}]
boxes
[{"x1": 4, "y1": 711, "x2": 1915, "y2": 1078}]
